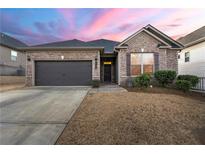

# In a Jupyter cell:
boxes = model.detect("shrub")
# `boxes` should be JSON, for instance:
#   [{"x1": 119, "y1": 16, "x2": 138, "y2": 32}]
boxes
[
  {"x1": 133, "y1": 77, "x2": 139, "y2": 87},
  {"x1": 91, "y1": 80, "x2": 100, "y2": 88},
  {"x1": 176, "y1": 80, "x2": 192, "y2": 92},
  {"x1": 154, "y1": 70, "x2": 176, "y2": 86},
  {"x1": 177, "y1": 75, "x2": 199, "y2": 87},
  {"x1": 133, "y1": 74, "x2": 151, "y2": 88}
]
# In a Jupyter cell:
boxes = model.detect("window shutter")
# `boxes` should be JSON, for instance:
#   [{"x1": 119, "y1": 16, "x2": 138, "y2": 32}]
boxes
[
  {"x1": 126, "y1": 53, "x2": 131, "y2": 76},
  {"x1": 154, "y1": 52, "x2": 159, "y2": 72}
]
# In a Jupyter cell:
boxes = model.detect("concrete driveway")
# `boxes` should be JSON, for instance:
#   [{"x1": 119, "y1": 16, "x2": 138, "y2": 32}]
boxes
[{"x1": 0, "y1": 86, "x2": 90, "y2": 145}]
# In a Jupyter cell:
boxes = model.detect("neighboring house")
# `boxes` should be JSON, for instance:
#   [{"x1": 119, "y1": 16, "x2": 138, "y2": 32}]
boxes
[
  {"x1": 178, "y1": 26, "x2": 205, "y2": 77},
  {"x1": 17, "y1": 24, "x2": 183, "y2": 86},
  {"x1": 0, "y1": 33, "x2": 27, "y2": 76}
]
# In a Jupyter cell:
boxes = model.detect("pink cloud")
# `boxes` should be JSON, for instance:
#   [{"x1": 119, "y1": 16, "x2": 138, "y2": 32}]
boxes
[
  {"x1": 56, "y1": 9, "x2": 76, "y2": 37},
  {"x1": 154, "y1": 9, "x2": 205, "y2": 39},
  {"x1": 2, "y1": 9, "x2": 205, "y2": 45},
  {"x1": 81, "y1": 9, "x2": 129, "y2": 36},
  {"x1": 57, "y1": 9, "x2": 75, "y2": 27},
  {"x1": 170, "y1": 33, "x2": 187, "y2": 40},
  {"x1": 81, "y1": 9, "x2": 164, "y2": 41},
  {"x1": 155, "y1": 9, "x2": 198, "y2": 29},
  {"x1": 100, "y1": 32, "x2": 127, "y2": 41}
]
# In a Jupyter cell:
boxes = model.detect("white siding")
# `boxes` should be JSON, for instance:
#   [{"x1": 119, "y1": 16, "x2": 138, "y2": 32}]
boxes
[{"x1": 178, "y1": 41, "x2": 205, "y2": 77}]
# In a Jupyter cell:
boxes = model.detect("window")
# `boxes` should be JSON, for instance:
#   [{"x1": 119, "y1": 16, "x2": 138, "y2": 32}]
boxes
[
  {"x1": 185, "y1": 52, "x2": 190, "y2": 62},
  {"x1": 131, "y1": 53, "x2": 154, "y2": 76},
  {"x1": 178, "y1": 54, "x2": 180, "y2": 59},
  {"x1": 131, "y1": 54, "x2": 141, "y2": 75},
  {"x1": 11, "y1": 50, "x2": 17, "y2": 61}
]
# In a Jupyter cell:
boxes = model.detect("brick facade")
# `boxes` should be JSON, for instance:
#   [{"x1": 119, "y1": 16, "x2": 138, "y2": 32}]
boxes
[
  {"x1": 25, "y1": 31, "x2": 179, "y2": 86},
  {"x1": 118, "y1": 31, "x2": 178, "y2": 85},
  {"x1": 26, "y1": 50, "x2": 100, "y2": 86}
]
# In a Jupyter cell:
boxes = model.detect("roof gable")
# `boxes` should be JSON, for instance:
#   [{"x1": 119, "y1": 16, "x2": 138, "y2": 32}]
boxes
[
  {"x1": 145, "y1": 24, "x2": 183, "y2": 48},
  {"x1": 118, "y1": 24, "x2": 183, "y2": 49}
]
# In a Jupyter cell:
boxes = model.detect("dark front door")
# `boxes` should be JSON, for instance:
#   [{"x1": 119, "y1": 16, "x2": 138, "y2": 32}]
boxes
[
  {"x1": 104, "y1": 64, "x2": 111, "y2": 82},
  {"x1": 35, "y1": 61, "x2": 92, "y2": 86}
]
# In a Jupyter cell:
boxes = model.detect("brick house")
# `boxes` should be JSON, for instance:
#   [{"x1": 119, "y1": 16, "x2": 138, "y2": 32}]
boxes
[{"x1": 18, "y1": 24, "x2": 183, "y2": 86}]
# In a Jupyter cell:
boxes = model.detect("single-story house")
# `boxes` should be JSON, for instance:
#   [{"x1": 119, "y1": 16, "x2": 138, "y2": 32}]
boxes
[
  {"x1": 178, "y1": 26, "x2": 205, "y2": 77},
  {"x1": 18, "y1": 24, "x2": 183, "y2": 86},
  {"x1": 0, "y1": 32, "x2": 27, "y2": 76}
]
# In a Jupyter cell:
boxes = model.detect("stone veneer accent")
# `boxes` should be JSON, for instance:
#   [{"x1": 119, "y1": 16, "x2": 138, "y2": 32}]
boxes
[
  {"x1": 118, "y1": 31, "x2": 178, "y2": 86},
  {"x1": 26, "y1": 50, "x2": 100, "y2": 86}
]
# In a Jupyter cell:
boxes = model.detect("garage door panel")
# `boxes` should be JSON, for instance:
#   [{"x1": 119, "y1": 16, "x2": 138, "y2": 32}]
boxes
[{"x1": 35, "y1": 61, "x2": 92, "y2": 86}]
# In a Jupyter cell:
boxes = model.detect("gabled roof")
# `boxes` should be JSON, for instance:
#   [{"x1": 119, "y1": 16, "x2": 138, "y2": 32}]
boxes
[
  {"x1": 86, "y1": 39, "x2": 119, "y2": 52},
  {"x1": 117, "y1": 24, "x2": 183, "y2": 49},
  {"x1": 0, "y1": 32, "x2": 27, "y2": 49},
  {"x1": 177, "y1": 26, "x2": 205, "y2": 47},
  {"x1": 145, "y1": 24, "x2": 183, "y2": 48},
  {"x1": 34, "y1": 39, "x2": 86, "y2": 47},
  {"x1": 34, "y1": 39, "x2": 119, "y2": 53},
  {"x1": 18, "y1": 46, "x2": 104, "y2": 51}
]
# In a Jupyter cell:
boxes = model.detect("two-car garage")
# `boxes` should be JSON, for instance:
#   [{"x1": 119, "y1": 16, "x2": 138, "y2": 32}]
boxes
[
  {"x1": 35, "y1": 61, "x2": 92, "y2": 86},
  {"x1": 24, "y1": 48, "x2": 101, "y2": 87}
]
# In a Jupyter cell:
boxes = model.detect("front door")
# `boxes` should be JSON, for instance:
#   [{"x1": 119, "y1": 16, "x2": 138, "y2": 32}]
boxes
[{"x1": 104, "y1": 64, "x2": 111, "y2": 82}]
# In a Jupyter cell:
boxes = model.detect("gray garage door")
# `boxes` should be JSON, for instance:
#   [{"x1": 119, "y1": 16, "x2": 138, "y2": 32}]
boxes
[{"x1": 35, "y1": 61, "x2": 92, "y2": 86}]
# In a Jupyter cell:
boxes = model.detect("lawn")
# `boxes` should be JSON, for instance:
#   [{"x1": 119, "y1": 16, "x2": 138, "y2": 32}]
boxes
[{"x1": 56, "y1": 87, "x2": 205, "y2": 145}]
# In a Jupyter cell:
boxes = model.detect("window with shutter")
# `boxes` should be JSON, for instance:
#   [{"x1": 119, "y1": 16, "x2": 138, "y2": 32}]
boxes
[{"x1": 130, "y1": 53, "x2": 154, "y2": 76}]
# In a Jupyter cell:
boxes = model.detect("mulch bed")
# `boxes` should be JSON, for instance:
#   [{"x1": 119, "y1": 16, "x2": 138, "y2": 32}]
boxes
[{"x1": 56, "y1": 88, "x2": 205, "y2": 145}]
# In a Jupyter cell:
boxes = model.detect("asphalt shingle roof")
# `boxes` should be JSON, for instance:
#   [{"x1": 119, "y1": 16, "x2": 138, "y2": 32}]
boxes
[
  {"x1": 34, "y1": 39, "x2": 119, "y2": 53},
  {"x1": 145, "y1": 25, "x2": 183, "y2": 48},
  {"x1": 34, "y1": 39, "x2": 85, "y2": 47},
  {"x1": 0, "y1": 32, "x2": 27, "y2": 49},
  {"x1": 146, "y1": 27, "x2": 179, "y2": 48},
  {"x1": 177, "y1": 26, "x2": 205, "y2": 45},
  {"x1": 86, "y1": 39, "x2": 119, "y2": 52}
]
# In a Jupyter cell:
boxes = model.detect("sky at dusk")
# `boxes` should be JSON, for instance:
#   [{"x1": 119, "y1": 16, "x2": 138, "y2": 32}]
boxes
[{"x1": 0, "y1": 8, "x2": 205, "y2": 45}]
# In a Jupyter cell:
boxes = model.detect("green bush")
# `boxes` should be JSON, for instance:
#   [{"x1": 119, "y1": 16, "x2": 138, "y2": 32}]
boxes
[
  {"x1": 133, "y1": 74, "x2": 151, "y2": 88},
  {"x1": 154, "y1": 70, "x2": 176, "y2": 86},
  {"x1": 176, "y1": 80, "x2": 192, "y2": 92},
  {"x1": 177, "y1": 75, "x2": 199, "y2": 87},
  {"x1": 91, "y1": 80, "x2": 100, "y2": 88}
]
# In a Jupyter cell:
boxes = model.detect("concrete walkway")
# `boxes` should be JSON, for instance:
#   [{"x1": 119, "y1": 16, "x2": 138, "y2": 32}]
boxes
[
  {"x1": 0, "y1": 86, "x2": 90, "y2": 145},
  {"x1": 89, "y1": 84, "x2": 127, "y2": 93}
]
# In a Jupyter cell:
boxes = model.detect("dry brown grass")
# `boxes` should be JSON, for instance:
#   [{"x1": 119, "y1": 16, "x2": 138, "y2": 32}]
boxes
[
  {"x1": 0, "y1": 83, "x2": 25, "y2": 92},
  {"x1": 57, "y1": 91, "x2": 205, "y2": 145}
]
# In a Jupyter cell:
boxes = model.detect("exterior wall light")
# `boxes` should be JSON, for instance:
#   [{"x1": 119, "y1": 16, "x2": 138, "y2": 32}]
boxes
[
  {"x1": 27, "y1": 55, "x2": 31, "y2": 61},
  {"x1": 61, "y1": 55, "x2": 64, "y2": 60},
  {"x1": 95, "y1": 57, "x2": 98, "y2": 69},
  {"x1": 141, "y1": 48, "x2": 144, "y2": 52}
]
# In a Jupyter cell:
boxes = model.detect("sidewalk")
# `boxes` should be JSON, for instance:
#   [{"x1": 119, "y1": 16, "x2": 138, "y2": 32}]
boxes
[{"x1": 89, "y1": 84, "x2": 127, "y2": 93}]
